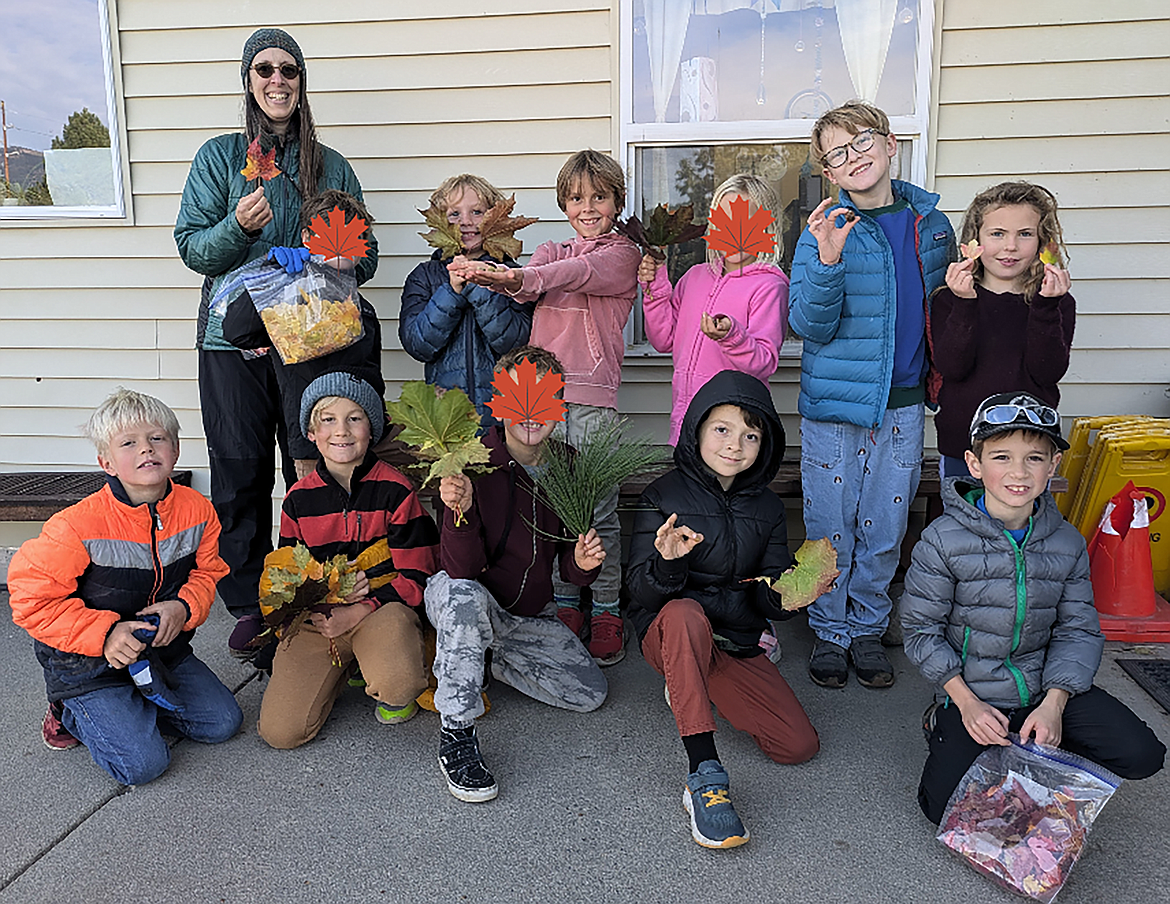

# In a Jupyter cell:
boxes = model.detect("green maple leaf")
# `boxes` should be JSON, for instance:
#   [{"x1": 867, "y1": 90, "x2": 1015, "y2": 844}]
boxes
[
  {"x1": 385, "y1": 382, "x2": 493, "y2": 486},
  {"x1": 753, "y1": 537, "x2": 840, "y2": 611},
  {"x1": 418, "y1": 202, "x2": 465, "y2": 260}
]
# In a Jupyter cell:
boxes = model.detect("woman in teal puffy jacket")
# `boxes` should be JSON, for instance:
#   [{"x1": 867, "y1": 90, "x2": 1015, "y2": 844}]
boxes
[{"x1": 174, "y1": 28, "x2": 378, "y2": 655}]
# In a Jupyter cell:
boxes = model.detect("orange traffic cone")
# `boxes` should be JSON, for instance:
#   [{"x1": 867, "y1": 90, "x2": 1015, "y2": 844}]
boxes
[{"x1": 1087, "y1": 481, "x2": 1170, "y2": 641}]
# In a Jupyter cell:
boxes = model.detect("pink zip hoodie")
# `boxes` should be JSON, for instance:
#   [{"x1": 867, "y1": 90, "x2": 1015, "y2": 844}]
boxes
[
  {"x1": 512, "y1": 233, "x2": 641, "y2": 409},
  {"x1": 643, "y1": 259, "x2": 788, "y2": 445}
]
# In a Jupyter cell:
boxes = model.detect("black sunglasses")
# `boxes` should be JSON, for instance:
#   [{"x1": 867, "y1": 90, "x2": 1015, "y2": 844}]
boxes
[{"x1": 251, "y1": 62, "x2": 301, "y2": 80}]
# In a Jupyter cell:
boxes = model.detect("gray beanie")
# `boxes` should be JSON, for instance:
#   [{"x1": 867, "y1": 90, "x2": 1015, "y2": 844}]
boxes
[
  {"x1": 300, "y1": 372, "x2": 385, "y2": 444},
  {"x1": 241, "y1": 28, "x2": 306, "y2": 87}
]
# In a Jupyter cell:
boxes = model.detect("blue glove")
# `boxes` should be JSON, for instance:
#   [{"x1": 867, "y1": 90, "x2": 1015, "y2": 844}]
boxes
[
  {"x1": 267, "y1": 246, "x2": 311, "y2": 276},
  {"x1": 131, "y1": 613, "x2": 160, "y2": 643},
  {"x1": 128, "y1": 659, "x2": 185, "y2": 712}
]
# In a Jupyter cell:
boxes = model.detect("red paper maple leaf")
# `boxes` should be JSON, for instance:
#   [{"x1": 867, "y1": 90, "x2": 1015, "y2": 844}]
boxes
[
  {"x1": 305, "y1": 206, "x2": 370, "y2": 261},
  {"x1": 706, "y1": 195, "x2": 776, "y2": 259},
  {"x1": 487, "y1": 357, "x2": 566, "y2": 425},
  {"x1": 240, "y1": 136, "x2": 281, "y2": 181}
]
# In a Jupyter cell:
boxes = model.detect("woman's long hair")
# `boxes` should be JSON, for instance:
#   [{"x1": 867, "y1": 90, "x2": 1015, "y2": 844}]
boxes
[{"x1": 244, "y1": 75, "x2": 322, "y2": 203}]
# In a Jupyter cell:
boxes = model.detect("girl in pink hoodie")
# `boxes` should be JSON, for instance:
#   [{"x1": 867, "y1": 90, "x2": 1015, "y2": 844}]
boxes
[{"x1": 639, "y1": 174, "x2": 789, "y2": 446}]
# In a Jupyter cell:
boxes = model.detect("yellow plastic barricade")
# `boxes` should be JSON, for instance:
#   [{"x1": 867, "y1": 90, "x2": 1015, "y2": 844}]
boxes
[{"x1": 1056, "y1": 416, "x2": 1163, "y2": 516}]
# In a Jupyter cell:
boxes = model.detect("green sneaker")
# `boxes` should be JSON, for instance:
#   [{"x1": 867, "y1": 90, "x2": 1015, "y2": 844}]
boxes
[{"x1": 375, "y1": 700, "x2": 418, "y2": 725}]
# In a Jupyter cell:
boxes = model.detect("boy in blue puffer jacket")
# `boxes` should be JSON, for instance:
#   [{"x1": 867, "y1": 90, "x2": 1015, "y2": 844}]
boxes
[
  {"x1": 789, "y1": 101, "x2": 955, "y2": 690},
  {"x1": 399, "y1": 174, "x2": 533, "y2": 423}
]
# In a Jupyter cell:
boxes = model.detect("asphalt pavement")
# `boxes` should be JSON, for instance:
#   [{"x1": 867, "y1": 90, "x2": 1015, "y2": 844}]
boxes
[{"x1": 1, "y1": 591, "x2": 1167, "y2": 904}]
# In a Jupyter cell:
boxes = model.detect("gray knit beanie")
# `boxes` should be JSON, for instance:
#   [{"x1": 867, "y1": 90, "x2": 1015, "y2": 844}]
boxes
[
  {"x1": 241, "y1": 28, "x2": 306, "y2": 87},
  {"x1": 300, "y1": 372, "x2": 385, "y2": 444}
]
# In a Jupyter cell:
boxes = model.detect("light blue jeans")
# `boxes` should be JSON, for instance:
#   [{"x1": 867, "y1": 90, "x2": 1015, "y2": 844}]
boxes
[
  {"x1": 61, "y1": 654, "x2": 243, "y2": 786},
  {"x1": 800, "y1": 404, "x2": 924, "y2": 649}
]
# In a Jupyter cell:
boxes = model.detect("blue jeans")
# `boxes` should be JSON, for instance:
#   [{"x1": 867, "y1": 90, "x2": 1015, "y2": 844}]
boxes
[
  {"x1": 61, "y1": 654, "x2": 242, "y2": 786},
  {"x1": 800, "y1": 405, "x2": 924, "y2": 648}
]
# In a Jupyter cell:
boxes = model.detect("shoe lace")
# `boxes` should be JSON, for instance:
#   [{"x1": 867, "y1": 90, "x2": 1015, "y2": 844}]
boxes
[{"x1": 701, "y1": 788, "x2": 731, "y2": 808}]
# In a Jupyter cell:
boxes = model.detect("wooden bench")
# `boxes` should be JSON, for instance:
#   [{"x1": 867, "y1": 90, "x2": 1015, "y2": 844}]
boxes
[{"x1": 0, "y1": 471, "x2": 194, "y2": 521}]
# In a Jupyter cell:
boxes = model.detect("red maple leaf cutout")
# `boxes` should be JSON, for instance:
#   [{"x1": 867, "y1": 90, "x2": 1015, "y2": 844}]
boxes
[
  {"x1": 240, "y1": 136, "x2": 281, "y2": 181},
  {"x1": 706, "y1": 195, "x2": 776, "y2": 259},
  {"x1": 487, "y1": 357, "x2": 566, "y2": 426},
  {"x1": 305, "y1": 206, "x2": 370, "y2": 261}
]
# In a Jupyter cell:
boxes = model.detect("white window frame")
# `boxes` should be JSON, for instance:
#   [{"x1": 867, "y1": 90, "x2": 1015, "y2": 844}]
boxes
[
  {"x1": 0, "y1": 0, "x2": 131, "y2": 221},
  {"x1": 618, "y1": 1, "x2": 937, "y2": 357}
]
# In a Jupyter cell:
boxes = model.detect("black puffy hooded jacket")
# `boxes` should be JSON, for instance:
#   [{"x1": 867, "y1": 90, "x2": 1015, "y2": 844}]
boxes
[{"x1": 626, "y1": 370, "x2": 791, "y2": 654}]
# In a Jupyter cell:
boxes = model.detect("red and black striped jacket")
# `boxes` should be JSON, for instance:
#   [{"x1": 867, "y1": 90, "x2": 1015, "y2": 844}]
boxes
[{"x1": 279, "y1": 453, "x2": 438, "y2": 608}]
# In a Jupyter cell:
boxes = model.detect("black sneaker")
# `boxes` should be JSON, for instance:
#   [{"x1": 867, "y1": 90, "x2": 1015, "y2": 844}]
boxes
[
  {"x1": 438, "y1": 725, "x2": 498, "y2": 803},
  {"x1": 922, "y1": 701, "x2": 940, "y2": 742},
  {"x1": 809, "y1": 639, "x2": 848, "y2": 688},
  {"x1": 849, "y1": 635, "x2": 895, "y2": 688}
]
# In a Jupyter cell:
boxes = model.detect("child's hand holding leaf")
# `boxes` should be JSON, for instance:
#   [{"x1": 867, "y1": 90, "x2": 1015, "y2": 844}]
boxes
[
  {"x1": 310, "y1": 603, "x2": 370, "y2": 639},
  {"x1": 655, "y1": 513, "x2": 704, "y2": 561},
  {"x1": 945, "y1": 258, "x2": 978, "y2": 299},
  {"x1": 806, "y1": 198, "x2": 858, "y2": 266},
  {"x1": 1039, "y1": 263, "x2": 1071, "y2": 298},
  {"x1": 439, "y1": 474, "x2": 474, "y2": 518},
  {"x1": 574, "y1": 529, "x2": 607, "y2": 571},
  {"x1": 637, "y1": 253, "x2": 660, "y2": 285},
  {"x1": 465, "y1": 265, "x2": 524, "y2": 293}
]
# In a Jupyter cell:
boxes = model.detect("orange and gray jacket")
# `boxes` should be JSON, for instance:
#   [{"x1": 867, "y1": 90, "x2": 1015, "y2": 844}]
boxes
[{"x1": 8, "y1": 477, "x2": 228, "y2": 702}]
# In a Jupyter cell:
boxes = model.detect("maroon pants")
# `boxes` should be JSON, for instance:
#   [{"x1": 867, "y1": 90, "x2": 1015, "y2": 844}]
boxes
[{"x1": 642, "y1": 598, "x2": 819, "y2": 764}]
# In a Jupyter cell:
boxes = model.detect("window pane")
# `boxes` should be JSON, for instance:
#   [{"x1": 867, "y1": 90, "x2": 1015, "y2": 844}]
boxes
[
  {"x1": 1, "y1": 0, "x2": 121, "y2": 213},
  {"x1": 631, "y1": 0, "x2": 921, "y2": 125}
]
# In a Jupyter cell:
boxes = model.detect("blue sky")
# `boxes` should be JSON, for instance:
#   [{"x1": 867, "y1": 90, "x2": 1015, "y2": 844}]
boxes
[{"x1": 0, "y1": 0, "x2": 110, "y2": 152}]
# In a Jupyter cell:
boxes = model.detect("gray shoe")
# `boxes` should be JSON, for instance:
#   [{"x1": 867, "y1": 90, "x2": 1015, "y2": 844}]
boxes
[
  {"x1": 809, "y1": 639, "x2": 848, "y2": 688},
  {"x1": 849, "y1": 635, "x2": 895, "y2": 688}
]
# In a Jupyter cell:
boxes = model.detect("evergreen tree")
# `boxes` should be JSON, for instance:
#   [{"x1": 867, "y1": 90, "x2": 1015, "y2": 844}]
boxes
[{"x1": 51, "y1": 108, "x2": 110, "y2": 149}]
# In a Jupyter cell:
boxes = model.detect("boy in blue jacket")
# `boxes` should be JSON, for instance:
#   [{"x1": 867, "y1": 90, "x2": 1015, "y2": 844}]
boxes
[{"x1": 789, "y1": 101, "x2": 954, "y2": 690}]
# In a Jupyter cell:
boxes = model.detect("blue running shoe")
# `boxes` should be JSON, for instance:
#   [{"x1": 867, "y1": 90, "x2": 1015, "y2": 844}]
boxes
[{"x1": 683, "y1": 760, "x2": 749, "y2": 849}]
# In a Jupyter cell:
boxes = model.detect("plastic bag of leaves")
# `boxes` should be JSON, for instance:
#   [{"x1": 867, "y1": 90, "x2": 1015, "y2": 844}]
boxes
[{"x1": 937, "y1": 735, "x2": 1121, "y2": 902}]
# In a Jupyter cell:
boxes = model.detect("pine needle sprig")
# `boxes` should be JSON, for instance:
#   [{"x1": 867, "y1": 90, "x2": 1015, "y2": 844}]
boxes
[{"x1": 533, "y1": 420, "x2": 670, "y2": 538}]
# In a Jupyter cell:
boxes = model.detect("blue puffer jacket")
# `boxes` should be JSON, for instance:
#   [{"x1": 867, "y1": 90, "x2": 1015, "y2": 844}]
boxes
[
  {"x1": 788, "y1": 179, "x2": 955, "y2": 428},
  {"x1": 399, "y1": 250, "x2": 532, "y2": 418}
]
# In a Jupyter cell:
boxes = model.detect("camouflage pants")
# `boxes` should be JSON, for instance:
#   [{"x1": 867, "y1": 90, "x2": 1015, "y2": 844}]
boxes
[{"x1": 424, "y1": 571, "x2": 608, "y2": 728}]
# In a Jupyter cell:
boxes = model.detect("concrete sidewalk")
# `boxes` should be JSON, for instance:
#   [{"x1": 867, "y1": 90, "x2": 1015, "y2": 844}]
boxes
[{"x1": 2, "y1": 592, "x2": 1167, "y2": 904}]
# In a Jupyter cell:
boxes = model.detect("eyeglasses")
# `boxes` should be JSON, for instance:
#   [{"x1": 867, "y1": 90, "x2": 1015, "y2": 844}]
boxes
[
  {"x1": 821, "y1": 129, "x2": 886, "y2": 169},
  {"x1": 975, "y1": 403, "x2": 1059, "y2": 429},
  {"x1": 251, "y1": 62, "x2": 301, "y2": 81}
]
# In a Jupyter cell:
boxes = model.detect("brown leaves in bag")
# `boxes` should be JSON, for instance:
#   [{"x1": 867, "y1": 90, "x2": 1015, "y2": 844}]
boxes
[{"x1": 752, "y1": 537, "x2": 840, "y2": 610}]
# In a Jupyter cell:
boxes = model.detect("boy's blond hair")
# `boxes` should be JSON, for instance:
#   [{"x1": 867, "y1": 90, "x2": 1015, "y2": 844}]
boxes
[
  {"x1": 430, "y1": 174, "x2": 506, "y2": 212},
  {"x1": 84, "y1": 388, "x2": 180, "y2": 455},
  {"x1": 811, "y1": 101, "x2": 891, "y2": 161},
  {"x1": 707, "y1": 173, "x2": 781, "y2": 268},
  {"x1": 556, "y1": 150, "x2": 625, "y2": 214},
  {"x1": 308, "y1": 396, "x2": 363, "y2": 433}
]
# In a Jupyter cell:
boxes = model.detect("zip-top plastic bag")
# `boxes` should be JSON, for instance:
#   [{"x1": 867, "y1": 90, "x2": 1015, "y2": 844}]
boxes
[{"x1": 937, "y1": 735, "x2": 1121, "y2": 902}]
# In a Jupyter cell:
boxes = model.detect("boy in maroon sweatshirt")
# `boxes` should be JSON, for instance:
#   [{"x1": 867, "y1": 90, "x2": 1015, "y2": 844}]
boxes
[{"x1": 424, "y1": 346, "x2": 608, "y2": 803}]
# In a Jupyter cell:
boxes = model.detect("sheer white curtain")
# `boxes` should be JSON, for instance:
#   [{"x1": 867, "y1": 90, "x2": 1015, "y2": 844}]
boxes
[{"x1": 836, "y1": 0, "x2": 897, "y2": 102}]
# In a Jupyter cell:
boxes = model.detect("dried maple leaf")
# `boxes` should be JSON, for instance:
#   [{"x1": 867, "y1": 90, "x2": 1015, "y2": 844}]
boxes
[
  {"x1": 1039, "y1": 241, "x2": 1061, "y2": 266},
  {"x1": 240, "y1": 135, "x2": 281, "y2": 181},
  {"x1": 306, "y1": 206, "x2": 370, "y2": 262},
  {"x1": 618, "y1": 203, "x2": 706, "y2": 261},
  {"x1": 960, "y1": 239, "x2": 984, "y2": 260},
  {"x1": 480, "y1": 195, "x2": 539, "y2": 261},
  {"x1": 256, "y1": 544, "x2": 361, "y2": 662},
  {"x1": 385, "y1": 381, "x2": 493, "y2": 487},
  {"x1": 752, "y1": 537, "x2": 840, "y2": 610},
  {"x1": 487, "y1": 356, "x2": 565, "y2": 426},
  {"x1": 706, "y1": 195, "x2": 776, "y2": 260},
  {"x1": 418, "y1": 202, "x2": 465, "y2": 260}
]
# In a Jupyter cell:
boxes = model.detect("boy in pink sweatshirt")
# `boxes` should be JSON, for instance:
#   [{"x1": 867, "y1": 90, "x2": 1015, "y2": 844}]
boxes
[{"x1": 453, "y1": 150, "x2": 641, "y2": 666}]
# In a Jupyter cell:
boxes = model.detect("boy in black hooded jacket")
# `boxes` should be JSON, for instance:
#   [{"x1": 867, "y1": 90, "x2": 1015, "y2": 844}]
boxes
[{"x1": 628, "y1": 370, "x2": 819, "y2": 850}]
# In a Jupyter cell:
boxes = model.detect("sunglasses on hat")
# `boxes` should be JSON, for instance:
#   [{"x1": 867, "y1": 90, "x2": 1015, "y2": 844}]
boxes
[
  {"x1": 976, "y1": 402, "x2": 1059, "y2": 429},
  {"x1": 251, "y1": 62, "x2": 301, "y2": 80}
]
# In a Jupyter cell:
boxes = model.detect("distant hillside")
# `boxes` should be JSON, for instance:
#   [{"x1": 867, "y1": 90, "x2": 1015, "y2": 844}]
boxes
[{"x1": 3, "y1": 146, "x2": 46, "y2": 188}]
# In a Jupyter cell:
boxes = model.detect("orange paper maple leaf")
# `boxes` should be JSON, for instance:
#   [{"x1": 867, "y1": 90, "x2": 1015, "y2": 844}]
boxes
[
  {"x1": 487, "y1": 357, "x2": 566, "y2": 426},
  {"x1": 705, "y1": 196, "x2": 776, "y2": 260},
  {"x1": 305, "y1": 206, "x2": 370, "y2": 262},
  {"x1": 240, "y1": 136, "x2": 281, "y2": 181}
]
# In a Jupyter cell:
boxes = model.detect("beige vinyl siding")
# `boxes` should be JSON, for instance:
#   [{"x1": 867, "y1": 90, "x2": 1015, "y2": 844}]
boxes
[
  {"x1": 933, "y1": 2, "x2": 1170, "y2": 431},
  {"x1": 0, "y1": 2, "x2": 615, "y2": 546}
]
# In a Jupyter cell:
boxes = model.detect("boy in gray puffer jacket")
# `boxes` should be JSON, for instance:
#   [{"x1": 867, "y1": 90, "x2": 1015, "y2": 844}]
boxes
[{"x1": 902, "y1": 392, "x2": 1165, "y2": 824}]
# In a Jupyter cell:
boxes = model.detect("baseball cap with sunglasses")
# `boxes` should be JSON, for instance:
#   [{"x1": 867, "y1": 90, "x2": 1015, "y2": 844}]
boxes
[
  {"x1": 969, "y1": 392, "x2": 1069, "y2": 451},
  {"x1": 252, "y1": 62, "x2": 301, "y2": 80}
]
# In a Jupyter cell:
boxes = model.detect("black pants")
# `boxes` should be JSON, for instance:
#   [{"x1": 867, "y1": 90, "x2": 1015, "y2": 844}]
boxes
[
  {"x1": 198, "y1": 349, "x2": 297, "y2": 618},
  {"x1": 918, "y1": 685, "x2": 1166, "y2": 824}
]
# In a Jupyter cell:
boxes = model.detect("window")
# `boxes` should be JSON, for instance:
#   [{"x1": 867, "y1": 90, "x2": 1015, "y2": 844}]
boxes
[
  {"x1": 620, "y1": 1, "x2": 936, "y2": 352},
  {"x1": 1, "y1": 0, "x2": 127, "y2": 219}
]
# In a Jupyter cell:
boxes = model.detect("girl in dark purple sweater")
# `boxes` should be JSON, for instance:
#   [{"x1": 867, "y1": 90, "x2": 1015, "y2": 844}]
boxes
[{"x1": 930, "y1": 182, "x2": 1075, "y2": 477}]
